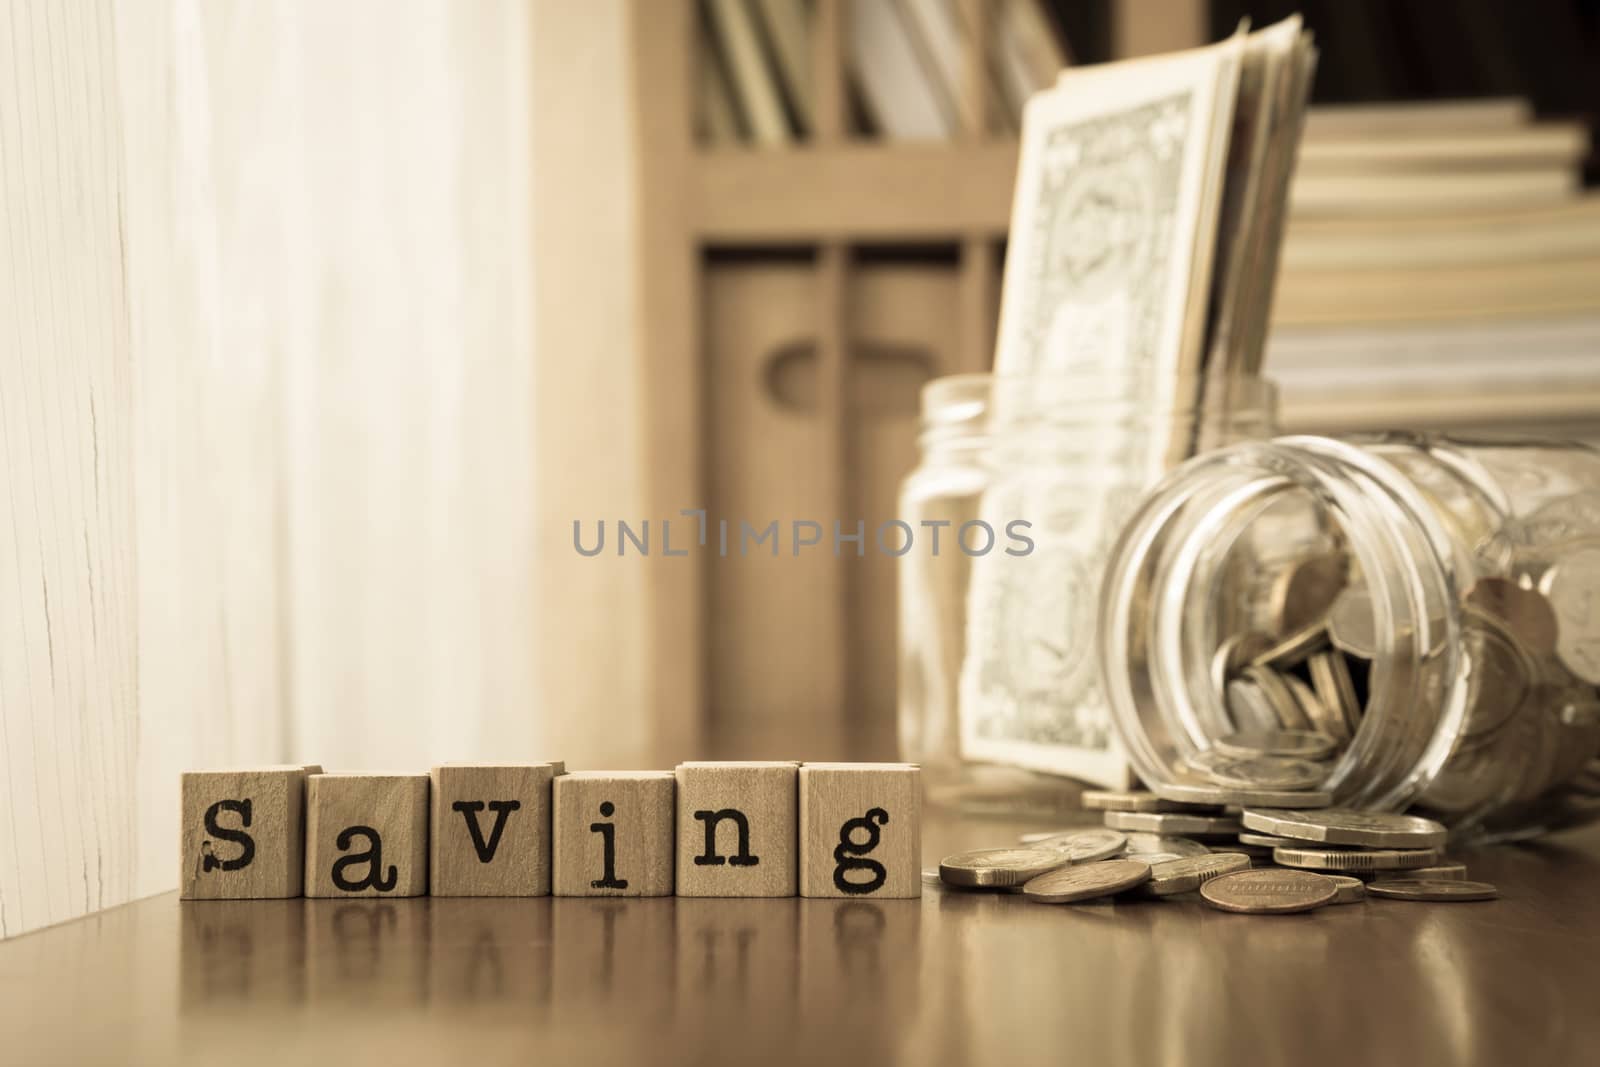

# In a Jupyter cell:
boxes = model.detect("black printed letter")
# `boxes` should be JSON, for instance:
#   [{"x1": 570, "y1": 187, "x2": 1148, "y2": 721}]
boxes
[
  {"x1": 590, "y1": 801, "x2": 628, "y2": 889},
  {"x1": 452, "y1": 800, "x2": 522, "y2": 863},
  {"x1": 832, "y1": 808, "x2": 889, "y2": 895},
  {"x1": 201, "y1": 798, "x2": 255, "y2": 873},
  {"x1": 331, "y1": 826, "x2": 398, "y2": 892},
  {"x1": 693, "y1": 808, "x2": 759, "y2": 867}
]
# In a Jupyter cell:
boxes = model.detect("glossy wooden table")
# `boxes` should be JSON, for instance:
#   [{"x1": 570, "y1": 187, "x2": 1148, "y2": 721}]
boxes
[{"x1": 4, "y1": 810, "x2": 1598, "y2": 1066}]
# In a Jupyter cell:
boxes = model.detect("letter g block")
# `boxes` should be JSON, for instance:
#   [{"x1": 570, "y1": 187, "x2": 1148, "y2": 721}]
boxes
[
  {"x1": 798, "y1": 763, "x2": 921, "y2": 899},
  {"x1": 180, "y1": 767, "x2": 310, "y2": 899}
]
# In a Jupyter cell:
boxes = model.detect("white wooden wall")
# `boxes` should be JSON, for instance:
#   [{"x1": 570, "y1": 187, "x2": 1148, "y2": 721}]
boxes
[{"x1": 1, "y1": 0, "x2": 648, "y2": 939}]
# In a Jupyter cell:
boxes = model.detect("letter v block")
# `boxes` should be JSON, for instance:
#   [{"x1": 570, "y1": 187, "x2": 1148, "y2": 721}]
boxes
[
  {"x1": 429, "y1": 762, "x2": 564, "y2": 896},
  {"x1": 181, "y1": 767, "x2": 310, "y2": 899},
  {"x1": 552, "y1": 772, "x2": 675, "y2": 897},
  {"x1": 798, "y1": 763, "x2": 921, "y2": 899},
  {"x1": 305, "y1": 773, "x2": 430, "y2": 897},
  {"x1": 675, "y1": 761, "x2": 797, "y2": 897}
]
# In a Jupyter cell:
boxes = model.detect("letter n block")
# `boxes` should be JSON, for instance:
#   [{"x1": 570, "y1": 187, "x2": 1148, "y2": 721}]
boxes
[
  {"x1": 304, "y1": 773, "x2": 429, "y2": 898},
  {"x1": 674, "y1": 761, "x2": 797, "y2": 897},
  {"x1": 180, "y1": 766, "x2": 310, "y2": 899},
  {"x1": 552, "y1": 772, "x2": 675, "y2": 897},
  {"x1": 429, "y1": 762, "x2": 563, "y2": 896},
  {"x1": 798, "y1": 763, "x2": 921, "y2": 899}
]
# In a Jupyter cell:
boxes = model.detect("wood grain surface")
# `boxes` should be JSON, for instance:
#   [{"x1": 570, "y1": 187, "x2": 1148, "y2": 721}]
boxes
[
  {"x1": 675, "y1": 761, "x2": 798, "y2": 897},
  {"x1": 179, "y1": 768, "x2": 308, "y2": 900},
  {"x1": 553, "y1": 772, "x2": 676, "y2": 898},
  {"x1": 429, "y1": 763, "x2": 563, "y2": 897},
  {"x1": 304, "y1": 775, "x2": 429, "y2": 899},
  {"x1": 5, "y1": 810, "x2": 1599, "y2": 1066}
]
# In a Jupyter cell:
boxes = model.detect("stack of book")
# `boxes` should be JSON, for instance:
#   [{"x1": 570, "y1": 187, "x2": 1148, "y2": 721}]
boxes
[
  {"x1": 698, "y1": 0, "x2": 1068, "y2": 143},
  {"x1": 1267, "y1": 98, "x2": 1600, "y2": 419}
]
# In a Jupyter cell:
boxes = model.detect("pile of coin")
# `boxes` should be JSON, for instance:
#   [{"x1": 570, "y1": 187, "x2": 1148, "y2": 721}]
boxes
[
  {"x1": 1190, "y1": 538, "x2": 1600, "y2": 827},
  {"x1": 933, "y1": 794, "x2": 1499, "y2": 913}
]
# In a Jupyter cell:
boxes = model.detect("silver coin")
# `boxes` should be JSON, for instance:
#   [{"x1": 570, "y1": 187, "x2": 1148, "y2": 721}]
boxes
[
  {"x1": 1237, "y1": 830, "x2": 1306, "y2": 849},
  {"x1": 1204, "y1": 754, "x2": 1326, "y2": 791},
  {"x1": 1328, "y1": 585, "x2": 1377, "y2": 658},
  {"x1": 1104, "y1": 810, "x2": 1242, "y2": 837},
  {"x1": 1366, "y1": 878, "x2": 1498, "y2": 902},
  {"x1": 1246, "y1": 665, "x2": 1314, "y2": 731},
  {"x1": 1249, "y1": 622, "x2": 1330, "y2": 671},
  {"x1": 1240, "y1": 808, "x2": 1449, "y2": 848},
  {"x1": 1540, "y1": 547, "x2": 1600, "y2": 684},
  {"x1": 1201, "y1": 869, "x2": 1338, "y2": 914},
  {"x1": 1271, "y1": 552, "x2": 1349, "y2": 636},
  {"x1": 1460, "y1": 610, "x2": 1533, "y2": 740},
  {"x1": 1151, "y1": 780, "x2": 1334, "y2": 809},
  {"x1": 1136, "y1": 853, "x2": 1251, "y2": 897},
  {"x1": 938, "y1": 848, "x2": 1071, "y2": 888},
  {"x1": 1122, "y1": 832, "x2": 1212, "y2": 858},
  {"x1": 1022, "y1": 859, "x2": 1152, "y2": 904},
  {"x1": 1308, "y1": 650, "x2": 1361, "y2": 741},
  {"x1": 1225, "y1": 677, "x2": 1284, "y2": 734},
  {"x1": 1273, "y1": 845, "x2": 1443, "y2": 871},
  {"x1": 1326, "y1": 874, "x2": 1366, "y2": 904},
  {"x1": 1079, "y1": 790, "x2": 1221, "y2": 814},
  {"x1": 1215, "y1": 728, "x2": 1337, "y2": 761},
  {"x1": 1212, "y1": 632, "x2": 1276, "y2": 701},
  {"x1": 1025, "y1": 828, "x2": 1128, "y2": 863},
  {"x1": 1388, "y1": 862, "x2": 1467, "y2": 881}
]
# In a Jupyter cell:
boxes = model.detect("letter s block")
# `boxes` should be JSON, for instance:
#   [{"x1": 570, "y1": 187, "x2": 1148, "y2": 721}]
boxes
[
  {"x1": 429, "y1": 762, "x2": 564, "y2": 896},
  {"x1": 674, "y1": 761, "x2": 798, "y2": 897},
  {"x1": 181, "y1": 767, "x2": 311, "y2": 899},
  {"x1": 798, "y1": 763, "x2": 921, "y2": 899},
  {"x1": 304, "y1": 773, "x2": 430, "y2": 898}
]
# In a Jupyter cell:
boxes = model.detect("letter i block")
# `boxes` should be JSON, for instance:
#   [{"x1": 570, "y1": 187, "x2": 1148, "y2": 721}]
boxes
[
  {"x1": 429, "y1": 762, "x2": 563, "y2": 896},
  {"x1": 674, "y1": 761, "x2": 798, "y2": 897},
  {"x1": 304, "y1": 773, "x2": 430, "y2": 898},
  {"x1": 552, "y1": 772, "x2": 675, "y2": 897},
  {"x1": 798, "y1": 763, "x2": 921, "y2": 899},
  {"x1": 180, "y1": 767, "x2": 311, "y2": 899}
]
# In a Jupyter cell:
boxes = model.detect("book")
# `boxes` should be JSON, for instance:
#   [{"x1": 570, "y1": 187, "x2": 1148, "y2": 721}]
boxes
[
  {"x1": 706, "y1": 0, "x2": 792, "y2": 145},
  {"x1": 850, "y1": 0, "x2": 955, "y2": 139},
  {"x1": 1289, "y1": 168, "x2": 1577, "y2": 216}
]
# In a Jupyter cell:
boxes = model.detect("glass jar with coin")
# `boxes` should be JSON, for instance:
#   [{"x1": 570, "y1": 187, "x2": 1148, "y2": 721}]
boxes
[
  {"x1": 1100, "y1": 432, "x2": 1600, "y2": 840},
  {"x1": 900, "y1": 373, "x2": 1276, "y2": 814}
]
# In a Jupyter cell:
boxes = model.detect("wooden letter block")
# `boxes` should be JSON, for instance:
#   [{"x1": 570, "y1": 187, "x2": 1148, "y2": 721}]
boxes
[
  {"x1": 552, "y1": 771, "x2": 675, "y2": 897},
  {"x1": 674, "y1": 761, "x2": 797, "y2": 897},
  {"x1": 305, "y1": 773, "x2": 429, "y2": 898},
  {"x1": 429, "y1": 762, "x2": 563, "y2": 896},
  {"x1": 798, "y1": 763, "x2": 921, "y2": 899},
  {"x1": 180, "y1": 766, "x2": 310, "y2": 899}
]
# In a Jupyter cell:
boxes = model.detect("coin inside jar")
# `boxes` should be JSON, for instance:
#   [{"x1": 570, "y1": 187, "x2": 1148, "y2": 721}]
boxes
[
  {"x1": 1328, "y1": 585, "x2": 1378, "y2": 658},
  {"x1": 1214, "y1": 728, "x2": 1337, "y2": 761}
]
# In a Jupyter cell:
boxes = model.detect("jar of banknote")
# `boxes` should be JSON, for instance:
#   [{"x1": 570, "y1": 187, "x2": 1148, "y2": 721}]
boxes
[
  {"x1": 900, "y1": 373, "x2": 1276, "y2": 814},
  {"x1": 1100, "y1": 432, "x2": 1600, "y2": 840}
]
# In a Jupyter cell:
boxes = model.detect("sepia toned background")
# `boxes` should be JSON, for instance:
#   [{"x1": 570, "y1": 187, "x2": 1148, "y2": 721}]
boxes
[{"x1": 2, "y1": 0, "x2": 1597, "y2": 938}]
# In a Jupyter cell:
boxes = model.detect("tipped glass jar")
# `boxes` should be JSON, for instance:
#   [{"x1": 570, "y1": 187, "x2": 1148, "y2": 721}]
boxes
[{"x1": 1100, "y1": 432, "x2": 1600, "y2": 841}]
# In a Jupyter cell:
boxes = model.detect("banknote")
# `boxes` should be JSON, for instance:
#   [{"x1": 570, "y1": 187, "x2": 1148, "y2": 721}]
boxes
[{"x1": 962, "y1": 20, "x2": 1314, "y2": 787}]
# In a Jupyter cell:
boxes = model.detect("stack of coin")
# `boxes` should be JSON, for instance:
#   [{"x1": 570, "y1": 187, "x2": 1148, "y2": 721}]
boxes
[{"x1": 931, "y1": 801, "x2": 1499, "y2": 914}]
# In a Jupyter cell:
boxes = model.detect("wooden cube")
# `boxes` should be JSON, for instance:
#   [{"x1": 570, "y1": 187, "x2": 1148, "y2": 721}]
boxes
[
  {"x1": 674, "y1": 761, "x2": 797, "y2": 897},
  {"x1": 552, "y1": 772, "x2": 675, "y2": 897},
  {"x1": 304, "y1": 773, "x2": 429, "y2": 897},
  {"x1": 798, "y1": 763, "x2": 921, "y2": 899},
  {"x1": 180, "y1": 767, "x2": 310, "y2": 899},
  {"x1": 429, "y1": 762, "x2": 563, "y2": 896}
]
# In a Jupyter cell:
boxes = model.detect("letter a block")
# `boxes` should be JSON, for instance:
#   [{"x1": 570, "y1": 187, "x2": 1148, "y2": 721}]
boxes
[
  {"x1": 305, "y1": 773, "x2": 429, "y2": 898},
  {"x1": 674, "y1": 761, "x2": 797, "y2": 897},
  {"x1": 798, "y1": 763, "x2": 921, "y2": 899},
  {"x1": 552, "y1": 772, "x2": 675, "y2": 897},
  {"x1": 429, "y1": 762, "x2": 563, "y2": 896},
  {"x1": 180, "y1": 767, "x2": 310, "y2": 899}
]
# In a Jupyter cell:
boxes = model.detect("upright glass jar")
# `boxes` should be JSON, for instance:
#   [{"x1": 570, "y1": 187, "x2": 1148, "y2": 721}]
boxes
[
  {"x1": 899, "y1": 373, "x2": 1276, "y2": 813},
  {"x1": 1100, "y1": 432, "x2": 1600, "y2": 841}
]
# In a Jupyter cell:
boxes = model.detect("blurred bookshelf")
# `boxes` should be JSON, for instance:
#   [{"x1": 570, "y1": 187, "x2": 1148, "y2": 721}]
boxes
[{"x1": 629, "y1": 0, "x2": 1600, "y2": 756}]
